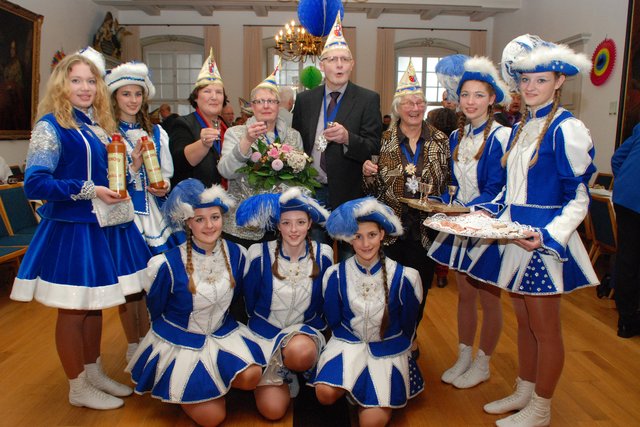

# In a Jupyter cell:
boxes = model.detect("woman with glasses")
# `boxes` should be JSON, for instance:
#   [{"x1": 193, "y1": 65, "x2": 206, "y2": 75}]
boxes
[
  {"x1": 169, "y1": 49, "x2": 228, "y2": 188},
  {"x1": 362, "y1": 60, "x2": 450, "y2": 358},
  {"x1": 218, "y1": 65, "x2": 303, "y2": 248}
]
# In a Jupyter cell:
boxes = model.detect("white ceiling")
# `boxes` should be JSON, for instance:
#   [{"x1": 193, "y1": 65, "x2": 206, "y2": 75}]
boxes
[{"x1": 92, "y1": 0, "x2": 521, "y2": 22}]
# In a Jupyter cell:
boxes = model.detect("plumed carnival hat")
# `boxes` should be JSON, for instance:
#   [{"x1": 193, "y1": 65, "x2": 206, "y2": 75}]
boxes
[
  {"x1": 435, "y1": 54, "x2": 470, "y2": 103},
  {"x1": 162, "y1": 178, "x2": 235, "y2": 230},
  {"x1": 509, "y1": 36, "x2": 592, "y2": 79},
  {"x1": 194, "y1": 48, "x2": 223, "y2": 89},
  {"x1": 395, "y1": 59, "x2": 423, "y2": 98},
  {"x1": 254, "y1": 58, "x2": 281, "y2": 92},
  {"x1": 236, "y1": 187, "x2": 330, "y2": 231},
  {"x1": 77, "y1": 46, "x2": 106, "y2": 77},
  {"x1": 501, "y1": 34, "x2": 552, "y2": 91},
  {"x1": 458, "y1": 57, "x2": 511, "y2": 105},
  {"x1": 321, "y1": 12, "x2": 351, "y2": 58},
  {"x1": 106, "y1": 61, "x2": 156, "y2": 99},
  {"x1": 326, "y1": 197, "x2": 403, "y2": 242}
]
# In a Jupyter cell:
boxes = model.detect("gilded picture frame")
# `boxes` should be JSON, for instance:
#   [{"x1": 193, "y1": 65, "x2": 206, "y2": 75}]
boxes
[{"x1": 0, "y1": 0, "x2": 43, "y2": 140}]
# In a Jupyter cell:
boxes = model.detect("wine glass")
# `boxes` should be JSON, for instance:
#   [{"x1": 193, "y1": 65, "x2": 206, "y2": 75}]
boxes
[
  {"x1": 447, "y1": 184, "x2": 458, "y2": 207},
  {"x1": 422, "y1": 183, "x2": 434, "y2": 205},
  {"x1": 212, "y1": 119, "x2": 221, "y2": 144},
  {"x1": 370, "y1": 155, "x2": 379, "y2": 175}
]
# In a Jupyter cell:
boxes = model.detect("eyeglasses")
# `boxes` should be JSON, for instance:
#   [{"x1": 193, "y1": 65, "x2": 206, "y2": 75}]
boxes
[
  {"x1": 400, "y1": 101, "x2": 426, "y2": 109},
  {"x1": 321, "y1": 56, "x2": 353, "y2": 64},
  {"x1": 251, "y1": 99, "x2": 280, "y2": 105}
]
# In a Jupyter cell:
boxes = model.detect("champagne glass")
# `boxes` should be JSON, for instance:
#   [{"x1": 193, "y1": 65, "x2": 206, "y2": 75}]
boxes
[
  {"x1": 422, "y1": 183, "x2": 434, "y2": 205},
  {"x1": 370, "y1": 155, "x2": 379, "y2": 175},
  {"x1": 447, "y1": 184, "x2": 458, "y2": 207},
  {"x1": 212, "y1": 119, "x2": 220, "y2": 145}
]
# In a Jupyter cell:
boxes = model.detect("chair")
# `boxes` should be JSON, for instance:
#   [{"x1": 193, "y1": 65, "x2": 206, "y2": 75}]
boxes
[
  {"x1": 592, "y1": 172, "x2": 614, "y2": 190},
  {"x1": 588, "y1": 194, "x2": 617, "y2": 266},
  {"x1": 0, "y1": 183, "x2": 39, "y2": 237}
]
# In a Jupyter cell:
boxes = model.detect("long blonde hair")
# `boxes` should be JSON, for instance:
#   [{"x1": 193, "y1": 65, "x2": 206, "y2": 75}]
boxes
[{"x1": 37, "y1": 54, "x2": 115, "y2": 133}]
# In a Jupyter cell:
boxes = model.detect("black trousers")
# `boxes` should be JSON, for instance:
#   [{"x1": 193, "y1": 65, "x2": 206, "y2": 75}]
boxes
[{"x1": 613, "y1": 204, "x2": 640, "y2": 325}]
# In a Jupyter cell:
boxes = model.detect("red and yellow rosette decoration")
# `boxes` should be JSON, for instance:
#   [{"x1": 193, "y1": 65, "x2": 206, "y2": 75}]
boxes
[{"x1": 591, "y1": 38, "x2": 616, "y2": 86}]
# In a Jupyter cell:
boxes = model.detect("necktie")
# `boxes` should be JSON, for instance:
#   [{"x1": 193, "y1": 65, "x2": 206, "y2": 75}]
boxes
[{"x1": 321, "y1": 91, "x2": 341, "y2": 172}]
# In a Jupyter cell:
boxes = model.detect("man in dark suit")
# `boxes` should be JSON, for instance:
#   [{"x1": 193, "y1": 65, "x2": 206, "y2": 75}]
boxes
[{"x1": 292, "y1": 14, "x2": 381, "y2": 212}]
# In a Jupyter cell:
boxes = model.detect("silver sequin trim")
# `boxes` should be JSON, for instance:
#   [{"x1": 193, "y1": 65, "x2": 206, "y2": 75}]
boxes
[
  {"x1": 71, "y1": 180, "x2": 96, "y2": 201},
  {"x1": 26, "y1": 121, "x2": 61, "y2": 171}
]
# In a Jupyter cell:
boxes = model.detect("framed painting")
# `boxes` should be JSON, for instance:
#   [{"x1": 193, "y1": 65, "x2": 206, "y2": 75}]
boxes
[
  {"x1": 617, "y1": 0, "x2": 640, "y2": 146},
  {"x1": 0, "y1": 0, "x2": 42, "y2": 140}
]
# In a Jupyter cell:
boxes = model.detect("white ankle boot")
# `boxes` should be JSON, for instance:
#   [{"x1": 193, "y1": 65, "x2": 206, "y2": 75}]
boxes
[
  {"x1": 441, "y1": 343, "x2": 473, "y2": 384},
  {"x1": 85, "y1": 357, "x2": 133, "y2": 397},
  {"x1": 495, "y1": 392, "x2": 551, "y2": 426},
  {"x1": 69, "y1": 371, "x2": 124, "y2": 410},
  {"x1": 484, "y1": 377, "x2": 535, "y2": 414},
  {"x1": 453, "y1": 349, "x2": 490, "y2": 389}
]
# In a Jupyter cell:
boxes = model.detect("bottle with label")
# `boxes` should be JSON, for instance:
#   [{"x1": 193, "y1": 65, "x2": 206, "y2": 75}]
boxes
[
  {"x1": 140, "y1": 136, "x2": 165, "y2": 189},
  {"x1": 107, "y1": 133, "x2": 128, "y2": 198}
]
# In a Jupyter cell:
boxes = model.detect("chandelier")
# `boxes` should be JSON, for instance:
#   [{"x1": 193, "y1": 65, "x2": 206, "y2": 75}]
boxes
[{"x1": 274, "y1": 20, "x2": 324, "y2": 62}]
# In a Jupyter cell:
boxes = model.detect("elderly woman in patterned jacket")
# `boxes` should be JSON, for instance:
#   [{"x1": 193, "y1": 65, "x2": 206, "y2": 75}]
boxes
[{"x1": 362, "y1": 60, "x2": 450, "y2": 357}]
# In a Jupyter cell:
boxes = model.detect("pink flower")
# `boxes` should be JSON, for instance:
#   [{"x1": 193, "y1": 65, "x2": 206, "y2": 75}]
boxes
[
  {"x1": 250, "y1": 151, "x2": 262, "y2": 163},
  {"x1": 267, "y1": 147, "x2": 280, "y2": 158},
  {"x1": 271, "y1": 159, "x2": 284, "y2": 171},
  {"x1": 280, "y1": 144, "x2": 293, "y2": 154}
]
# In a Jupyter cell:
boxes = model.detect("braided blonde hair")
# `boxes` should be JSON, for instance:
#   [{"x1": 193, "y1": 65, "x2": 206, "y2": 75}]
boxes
[
  {"x1": 185, "y1": 228, "x2": 196, "y2": 294},
  {"x1": 454, "y1": 81, "x2": 496, "y2": 162},
  {"x1": 378, "y1": 247, "x2": 390, "y2": 339},
  {"x1": 502, "y1": 83, "x2": 562, "y2": 168}
]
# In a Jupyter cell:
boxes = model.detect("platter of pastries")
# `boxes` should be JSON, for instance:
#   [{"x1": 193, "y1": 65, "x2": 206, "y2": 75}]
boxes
[{"x1": 423, "y1": 213, "x2": 533, "y2": 239}]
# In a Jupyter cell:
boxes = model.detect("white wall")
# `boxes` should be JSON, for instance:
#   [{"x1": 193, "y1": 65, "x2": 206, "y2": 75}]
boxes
[
  {"x1": 0, "y1": 0, "x2": 109, "y2": 164},
  {"x1": 492, "y1": 0, "x2": 629, "y2": 174}
]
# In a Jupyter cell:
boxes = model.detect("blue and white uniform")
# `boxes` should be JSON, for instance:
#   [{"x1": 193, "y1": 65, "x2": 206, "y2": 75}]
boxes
[
  {"x1": 465, "y1": 102, "x2": 599, "y2": 294},
  {"x1": 127, "y1": 240, "x2": 264, "y2": 403},
  {"x1": 311, "y1": 256, "x2": 424, "y2": 408},
  {"x1": 428, "y1": 120, "x2": 510, "y2": 271},
  {"x1": 244, "y1": 240, "x2": 333, "y2": 385},
  {"x1": 119, "y1": 121, "x2": 183, "y2": 254},
  {"x1": 10, "y1": 108, "x2": 150, "y2": 309}
]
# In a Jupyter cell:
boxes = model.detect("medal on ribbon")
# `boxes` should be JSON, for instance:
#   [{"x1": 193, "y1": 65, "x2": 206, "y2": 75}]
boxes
[{"x1": 405, "y1": 175, "x2": 420, "y2": 194}]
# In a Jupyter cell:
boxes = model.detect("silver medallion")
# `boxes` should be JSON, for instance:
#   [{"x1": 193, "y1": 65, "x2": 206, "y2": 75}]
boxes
[{"x1": 315, "y1": 134, "x2": 328, "y2": 152}]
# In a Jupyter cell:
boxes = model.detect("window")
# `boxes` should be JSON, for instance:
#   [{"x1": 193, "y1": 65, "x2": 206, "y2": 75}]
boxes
[
  {"x1": 142, "y1": 36, "x2": 204, "y2": 116},
  {"x1": 396, "y1": 38, "x2": 468, "y2": 115}
]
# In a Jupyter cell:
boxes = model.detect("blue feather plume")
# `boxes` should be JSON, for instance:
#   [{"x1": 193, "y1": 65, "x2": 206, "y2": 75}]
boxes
[{"x1": 236, "y1": 193, "x2": 281, "y2": 230}]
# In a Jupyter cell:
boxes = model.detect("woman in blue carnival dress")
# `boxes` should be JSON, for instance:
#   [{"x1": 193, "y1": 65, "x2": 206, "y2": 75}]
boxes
[
  {"x1": 312, "y1": 197, "x2": 424, "y2": 427},
  {"x1": 465, "y1": 35, "x2": 599, "y2": 426},
  {"x1": 235, "y1": 187, "x2": 333, "y2": 420},
  {"x1": 428, "y1": 55, "x2": 511, "y2": 390},
  {"x1": 126, "y1": 179, "x2": 263, "y2": 427},
  {"x1": 106, "y1": 61, "x2": 183, "y2": 363},
  {"x1": 10, "y1": 48, "x2": 150, "y2": 410}
]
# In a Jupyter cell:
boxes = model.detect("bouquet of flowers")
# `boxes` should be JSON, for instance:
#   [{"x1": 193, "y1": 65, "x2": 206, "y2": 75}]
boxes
[{"x1": 236, "y1": 139, "x2": 321, "y2": 193}]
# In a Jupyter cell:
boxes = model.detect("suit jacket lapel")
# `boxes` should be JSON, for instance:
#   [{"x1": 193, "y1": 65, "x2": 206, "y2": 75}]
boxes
[{"x1": 334, "y1": 81, "x2": 356, "y2": 124}]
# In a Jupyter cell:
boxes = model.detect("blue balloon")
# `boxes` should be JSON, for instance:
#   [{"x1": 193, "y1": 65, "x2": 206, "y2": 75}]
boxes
[{"x1": 297, "y1": 0, "x2": 344, "y2": 37}]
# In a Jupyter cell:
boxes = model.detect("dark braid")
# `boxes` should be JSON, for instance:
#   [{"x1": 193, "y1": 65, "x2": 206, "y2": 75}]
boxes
[
  {"x1": 501, "y1": 104, "x2": 530, "y2": 167},
  {"x1": 185, "y1": 228, "x2": 196, "y2": 294},
  {"x1": 307, "y1": 235, "x2": 320, "y2": 279},
  {"x1": 529, "y1": 88, "x2": 561, "y2": 168},
  {"x1": 219, "y1": 240, "x2": 235, "y2": 289},
  {"x1": 271, "y1": 237, "x2": 285, "y2": 280},
  {"x1": 453, "y1": 113, "x2": 467, "y2": 162},
  {"x1": 378, "y1": 248, "x2": 390, "y2": 340},
  {"x1": 474, "y1": 104, "x2": 494, "y2": 160}
]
